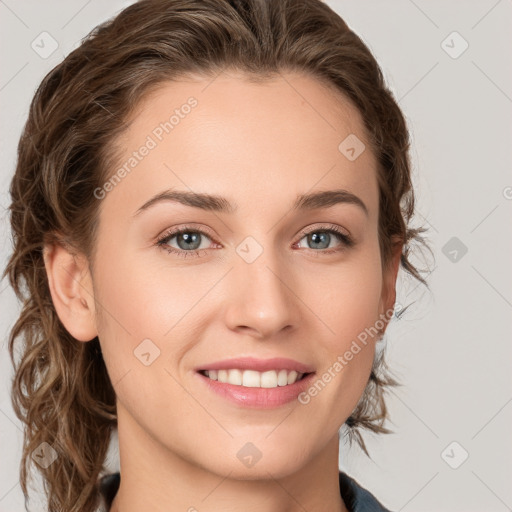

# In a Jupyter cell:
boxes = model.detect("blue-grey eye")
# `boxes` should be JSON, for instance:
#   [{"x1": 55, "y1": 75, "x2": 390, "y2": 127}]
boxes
[{"x1": 307, "y1": 232, "x2": 331, "y2": 249}]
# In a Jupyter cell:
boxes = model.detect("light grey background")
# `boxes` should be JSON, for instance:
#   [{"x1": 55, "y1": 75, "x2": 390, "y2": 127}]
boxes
[{"x1": 1, "y1": 1, "x2": 511, "y2": 511}]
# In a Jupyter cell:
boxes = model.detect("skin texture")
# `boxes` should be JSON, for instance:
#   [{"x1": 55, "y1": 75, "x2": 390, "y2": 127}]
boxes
[{"x1": 43, "y1": 70, "x2": 401, "y2": 512}]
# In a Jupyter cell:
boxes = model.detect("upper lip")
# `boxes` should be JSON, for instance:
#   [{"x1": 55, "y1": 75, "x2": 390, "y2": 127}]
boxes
[{"x1": 196, "y1": 357, "x2": 315, "y2": 374}]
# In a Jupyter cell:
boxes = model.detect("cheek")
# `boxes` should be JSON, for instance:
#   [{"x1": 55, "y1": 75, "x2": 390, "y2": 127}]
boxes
[
  {"x1": 303, "y1": 249, "x2": 384, "y2": 349},
  {"x1": 90, "y1": 247, "x2": 165, "y2": 379},
  {"x1": 91, "y1": 246, "x2": 216, "y2": 384},
  {"x1": 91, "y1": 253, "x2": 195, "y2": 420},
  {"x1": 93, "y1": 247, "x2": 175, "y2": 336},
  {"x1": 298, "y1": 244, "x2": 383, "y2": 404}
]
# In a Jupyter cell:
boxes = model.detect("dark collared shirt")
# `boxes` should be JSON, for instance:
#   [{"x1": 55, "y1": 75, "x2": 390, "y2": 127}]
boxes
[{"x1": 98, "y1": 471, "x2": 393, "y2": 511}]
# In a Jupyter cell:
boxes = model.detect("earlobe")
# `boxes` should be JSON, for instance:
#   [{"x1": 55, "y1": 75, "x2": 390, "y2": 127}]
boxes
[
  {"x1": 43, "y1": 241, "x2": 98, "y2": 342},
  {"x1": 379, "y1": 238, "x2": 403, "y2": 325}
]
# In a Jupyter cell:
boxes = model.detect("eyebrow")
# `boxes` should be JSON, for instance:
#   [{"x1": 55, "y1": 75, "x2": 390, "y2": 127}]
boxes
[{"x1": 134, "y1": 188, "x2": 369, "y2": 217}]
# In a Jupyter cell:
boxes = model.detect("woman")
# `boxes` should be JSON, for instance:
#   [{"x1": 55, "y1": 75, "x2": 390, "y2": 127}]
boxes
[{"x1": 4, "y1": 0, "x2": 429, "y2": 511}]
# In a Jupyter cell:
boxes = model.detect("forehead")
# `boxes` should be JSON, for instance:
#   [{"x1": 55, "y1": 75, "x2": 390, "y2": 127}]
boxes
[{"x1": 101, "y1": 71, "x2": 378, "y2": 221}]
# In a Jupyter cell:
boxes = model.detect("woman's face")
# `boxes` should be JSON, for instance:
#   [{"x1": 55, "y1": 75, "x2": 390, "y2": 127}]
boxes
[{"x1": 87, "y1": 71, "x2": 399, "y2": 478}]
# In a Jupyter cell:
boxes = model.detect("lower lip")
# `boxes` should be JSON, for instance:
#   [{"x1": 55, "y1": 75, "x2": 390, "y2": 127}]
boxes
[{"x1": 196, "y1": 371, "x2": 316, "y2": 409}]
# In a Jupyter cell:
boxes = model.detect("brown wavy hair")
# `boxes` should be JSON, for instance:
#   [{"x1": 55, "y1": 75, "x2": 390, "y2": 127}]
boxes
[{"x1": 3, "y1": 0, "x2": 431, "y2": 510}]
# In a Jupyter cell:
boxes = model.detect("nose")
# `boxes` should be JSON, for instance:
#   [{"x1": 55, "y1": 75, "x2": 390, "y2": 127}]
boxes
[{"x1": 223, "y1": 249, "x2": 300, "y2": 339}]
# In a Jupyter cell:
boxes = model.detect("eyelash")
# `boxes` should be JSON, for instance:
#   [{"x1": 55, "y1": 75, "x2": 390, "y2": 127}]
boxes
[{"x1": 156, "y1": 224, "x2": 354, "y2": 259}]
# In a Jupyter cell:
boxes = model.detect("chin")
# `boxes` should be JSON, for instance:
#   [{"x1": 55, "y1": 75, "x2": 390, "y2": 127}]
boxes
[{"x1": 197, "y1": 440, "x2": 312, "y2": 481}]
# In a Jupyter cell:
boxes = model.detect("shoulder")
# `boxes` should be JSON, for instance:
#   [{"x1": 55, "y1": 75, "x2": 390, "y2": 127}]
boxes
[
  {"x1": 97, "y1": 472, "x2": 121, "y2": 511},
  {"x1": 339, "y1": 471, "x2": 394, "y2": 512}
]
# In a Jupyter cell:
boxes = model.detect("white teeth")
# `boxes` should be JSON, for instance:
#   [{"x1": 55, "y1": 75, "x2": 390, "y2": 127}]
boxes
[
  {"x1": 277, "y1": 369, "x2": 288, "y2": 386},
  {"x1": 242, "y1": 370, "x2": 260, "y2": 387},
  {"x1": 203, "y1": 369, "x2": 305, "y2": 388},
  {"x1": 287, "y1": 370, "x2": 298, "y2": 385},
  {"x1": 228, "y1": 369, "x2": 242, "y2": 385},
  {"x1": 260, "y1": 370, "x2": 277, "y2": 388}
]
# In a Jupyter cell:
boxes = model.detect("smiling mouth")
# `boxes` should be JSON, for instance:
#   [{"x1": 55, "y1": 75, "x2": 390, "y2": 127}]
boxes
[{"x1": 198, "y1": 369, "x2": 311, "y2": 388}]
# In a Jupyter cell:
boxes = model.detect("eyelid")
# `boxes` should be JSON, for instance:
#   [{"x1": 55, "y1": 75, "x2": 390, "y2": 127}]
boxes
[
  {"x1": 156, "y1": 223, "x2": 217, "y2": 243},
  {"x1": 296, "y1": 222, "x2": 351, "y2": 240}
]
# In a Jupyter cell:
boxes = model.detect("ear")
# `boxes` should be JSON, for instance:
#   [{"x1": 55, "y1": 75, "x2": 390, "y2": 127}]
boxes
[
  {"x1": 43, "y1": 240, "x2": 98, "y2": 342},
  {"x1": 378, "y1": 236, "x2": 403, "y2": 330}
]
